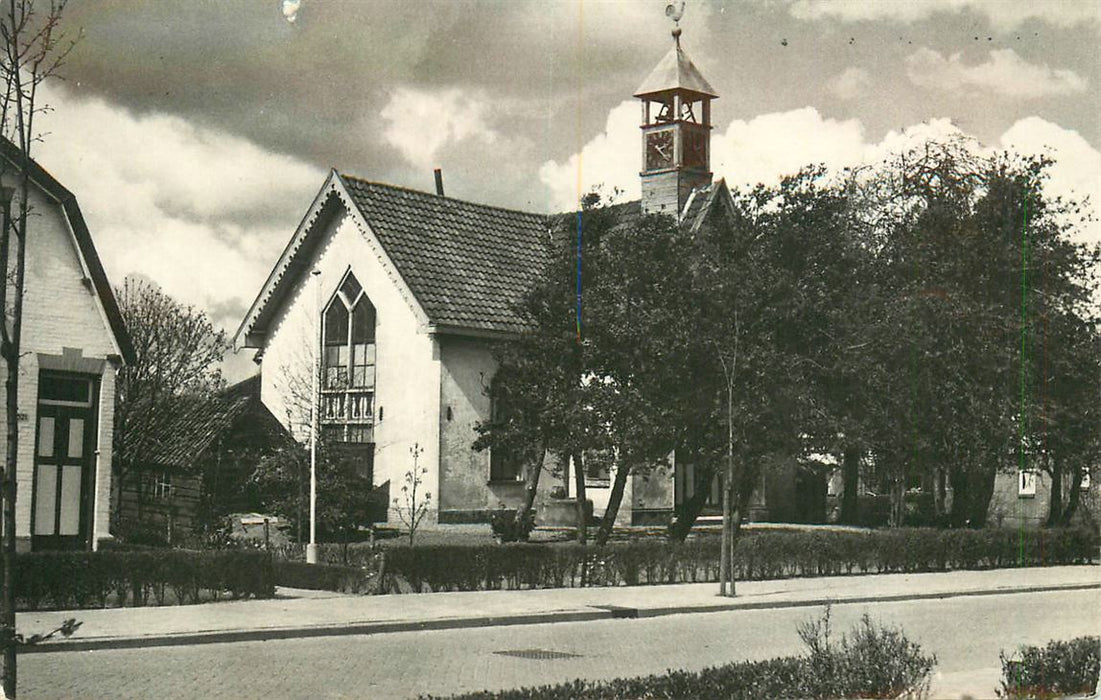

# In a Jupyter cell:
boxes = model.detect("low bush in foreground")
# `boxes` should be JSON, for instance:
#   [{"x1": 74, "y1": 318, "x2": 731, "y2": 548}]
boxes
[
  {"x1": 316, "y1": 527, "x2": 1096, "y2": 594},
  {"x1": 998, "y1": 636, "x2": 1100, "y2": 699},
  {"x1": 425, "y1": 610, "x2": 936, "y2": 700},
  {"x1": 14, "y1": 549, "x2": 276, "y2": 610}
]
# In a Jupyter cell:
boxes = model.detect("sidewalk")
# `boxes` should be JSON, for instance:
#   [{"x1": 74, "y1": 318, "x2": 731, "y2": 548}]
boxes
[{"x1": 18, "y1": 564, "x2": 1099, "y2": 653}]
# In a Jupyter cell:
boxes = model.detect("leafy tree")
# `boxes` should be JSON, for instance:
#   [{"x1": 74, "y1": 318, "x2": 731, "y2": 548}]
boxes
[
  {"x1": 251, "y1": 436, "x2": 377, "y2": 552},
  {"x1": 0, "y1": 0, "x2": 76, "y2": 693},
  {"x1": 113, "y1": 276, "x2": 229, "y2": 530}
]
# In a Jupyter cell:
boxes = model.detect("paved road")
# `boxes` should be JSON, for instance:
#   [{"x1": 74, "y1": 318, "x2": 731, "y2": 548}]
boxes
[{"x1": 21, "y1": 589, "x2": 1099, "y2": 700}]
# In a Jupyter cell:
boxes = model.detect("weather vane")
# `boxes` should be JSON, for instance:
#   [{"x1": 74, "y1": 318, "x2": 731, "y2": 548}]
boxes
[{"x1": 665, "y1": 1, "x2": 685, "y2": 41}]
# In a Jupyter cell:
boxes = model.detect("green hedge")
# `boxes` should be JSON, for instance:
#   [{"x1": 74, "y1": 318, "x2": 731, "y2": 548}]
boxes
[
  {"x1": 998, "y1": 637, "x2": 1100, "y2": 699},
  {"x1": 359, "y1": 527, "x2": 1097, "y2": 593},
  {"x1": 426, "y1": 612, "x2": 936, "y2": 700},
  {"x1": 15, "y1": 549, "x2": 276, "y2": 610},
  {"x1": 274, "y1": 560, "x2": 378, "y2": 594}
]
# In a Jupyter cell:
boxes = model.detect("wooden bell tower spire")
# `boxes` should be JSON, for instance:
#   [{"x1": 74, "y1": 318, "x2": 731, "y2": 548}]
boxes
[{"x1": 635, "y1": 21, "x2": 717, "y2": 217}]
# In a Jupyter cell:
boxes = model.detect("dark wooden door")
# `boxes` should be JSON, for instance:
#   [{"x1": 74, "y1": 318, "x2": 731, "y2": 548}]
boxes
[{"x1": 32, "y1": 375, "x2": 97, "y2": 550}]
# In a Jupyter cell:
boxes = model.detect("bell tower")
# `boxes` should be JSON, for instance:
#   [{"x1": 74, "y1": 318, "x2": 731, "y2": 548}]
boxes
[{"x1": 636, "y1": 26, "x2": 717, "y2": 216}]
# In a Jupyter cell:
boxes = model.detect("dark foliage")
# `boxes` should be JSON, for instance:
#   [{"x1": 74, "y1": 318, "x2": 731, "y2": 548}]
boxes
[
  {"x1": 13, "y1": 549, "x2": 275, "y2": 610},
  {"x1": 489, "y1": 509, "x2": 535, "y2": 543},
  {"x1": 998, "y1": 636, "x2": 1100, "y2": 699}
]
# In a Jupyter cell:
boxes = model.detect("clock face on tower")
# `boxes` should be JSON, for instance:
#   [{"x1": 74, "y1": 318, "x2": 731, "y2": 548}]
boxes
[{"x1": 645, "y1": 129, "x2": 674, "y2": 171}]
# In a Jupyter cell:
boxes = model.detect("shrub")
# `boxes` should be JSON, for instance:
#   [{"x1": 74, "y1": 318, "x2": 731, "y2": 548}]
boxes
[
  {"x1": 425, "y1": 611, "x2": 936, "y2": 699},
  {"x1": 276, "y1": 527, "x2": 1097, "y2": 595},
  {"x1": 489, "y1": 509, "x2": 534, "y2": 543},
  {"x1": 274, "y1": 560, "x2": 378, "y2": 594},
  {"x1": 998, "y1": 636, "x2": 1100, "y2": 699},
  {"x1": 13, "y1": 549, "x2": 275, "y2": 610}
]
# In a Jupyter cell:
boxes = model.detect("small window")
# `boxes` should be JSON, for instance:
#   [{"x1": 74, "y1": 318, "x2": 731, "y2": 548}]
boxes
[
  {"x1": 1080, "y1": 469, "x2": 1091, "y2": 491},
  {"x1": 488, "y1": 396, "x2": 523, "y2": 482},
  {"x1": 1018, "y1": 470, "x2": 1037, "y2": 498},
  {"x1": 490, "y1": 446, "x2": 523, "y2": 483},
  {"x1": 583, "y1": 449, "x2": 614, "y2": 488},
  {"x1": 146, "y1": 472, "x2": 173, "y2": 500},
  {"x1": 39, "y1": 374, "x2": 92, "y2": 406}
]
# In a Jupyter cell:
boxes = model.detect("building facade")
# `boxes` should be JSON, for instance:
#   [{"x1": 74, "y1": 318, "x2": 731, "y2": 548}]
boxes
[
  {"x1": 0, "y1": 141, "x2": 135, "y2": 551},
  {"x1": 235, "y1": 29, "x2": 733, "y2": 527}
]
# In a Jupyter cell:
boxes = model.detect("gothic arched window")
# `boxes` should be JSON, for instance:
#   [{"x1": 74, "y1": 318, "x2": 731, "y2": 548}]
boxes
[{"x1": 321, "y1": 271, "x2": 376, "y2": 445}]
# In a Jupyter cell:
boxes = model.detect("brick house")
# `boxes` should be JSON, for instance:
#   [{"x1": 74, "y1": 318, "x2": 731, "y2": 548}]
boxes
[
  {"x1": 233, "y1": 30, "x2": 760, "y2": 527},
  {"x1": 0, "y1": 140, "x2": 135, "y2": 551}
]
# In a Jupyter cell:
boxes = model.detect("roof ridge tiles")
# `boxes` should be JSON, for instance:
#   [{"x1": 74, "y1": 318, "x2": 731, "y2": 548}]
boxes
[{"x1": 338, "y1": 172, "x2": 548, "y2": 222}]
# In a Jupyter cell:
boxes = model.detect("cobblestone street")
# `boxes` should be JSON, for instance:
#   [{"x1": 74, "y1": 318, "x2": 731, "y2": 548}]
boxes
[{"x1": 22, "y1": 588, "x2": 1099, "y2": 699}]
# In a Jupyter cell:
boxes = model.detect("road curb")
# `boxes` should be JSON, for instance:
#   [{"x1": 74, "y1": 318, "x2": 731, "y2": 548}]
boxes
[{"x1": 24, "y1": 581, "x2": 1100, "y2": 654}]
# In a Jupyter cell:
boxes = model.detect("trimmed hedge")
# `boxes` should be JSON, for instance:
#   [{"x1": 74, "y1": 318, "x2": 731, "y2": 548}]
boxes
[
  {"x1": 998, "y1": 637, "x2": 1100, "y2": 699},
  {"x1": 425, "y1": 612, "x2": 936, "y2": 700},
  {"x1": 348, "y1": 527, "x2": 1096, "y2": 593},
  {"x1": 14, "y1": 549, "x2": 276, "y2": 611},
  {"x1": 274, "y1": 560, "x2": 379, "y2": 594}
]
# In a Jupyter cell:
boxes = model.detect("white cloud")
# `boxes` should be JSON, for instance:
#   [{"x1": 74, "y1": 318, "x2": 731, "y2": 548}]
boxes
[
  {"x1": 828, "y1": 67, "x2": 872, "y2": 101},
  {"x1": 906, "y1": 48, "x2": 1088, "y2": 98},
  {"x1": 788, "y1": 0, "x2": 1100, "y2": 31},
  {"x1": 33, "y1": 82, "x2": 324, "y2": 335},
  {"x1": 539, "y1": 100, "x2": 640, "y2": 212},
  {"x1": 999, "y1": 117, "x2": 1101, "y2": 247},
  {"x1": 539, "y1": 98, "x2": 1098, "y2": 252},
  {"x1": 380, "y1": 87, "x2": 497, "y2": 170},
  {"x1": 714, "y1": 107, "x2": 867, "y2": 189}
]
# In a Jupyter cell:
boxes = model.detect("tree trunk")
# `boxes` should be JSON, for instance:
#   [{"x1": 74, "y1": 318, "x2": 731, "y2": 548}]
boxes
[
  {"x1": 719, "y1": 469, "x2": 731, "y2": 597},
  {"x1": 1046, "y1": 459, "x2": 1063, "y2": 528},
  {"x1": 667, "y1": 466, "x2": 713, "y2": 542},
  {"x1": 595, "y1": 461, "x2": 630, "y2": 546},
  {"x1": 839, "y1": 445, "x2": 860, "y2": 524},
  {"x1": 965, "y1": 464, "x2": 997, "y2": 528},
  {"x1": 572, "y1": 452, "x2": 587, "y2": 545},
  {"x1": 2, "y1": 347, "x2": 19, "y2": 697},
  {"x1": 934, "y1": 466, "x2": 948, "y2": 522},
  {"x1": 948, "y1": 463, "x2": 969, "y2": 528},
  {"x1": 515, "y1": 441, "x2": 549, "y2": 537},
  {"x1": 1059, "y1": 468, "x2": 1084, "y2": 527}
]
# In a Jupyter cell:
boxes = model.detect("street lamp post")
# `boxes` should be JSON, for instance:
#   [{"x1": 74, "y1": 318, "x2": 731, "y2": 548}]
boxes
[{"x1": 306, "y1": 268, "x2": 321, "y2": 564}]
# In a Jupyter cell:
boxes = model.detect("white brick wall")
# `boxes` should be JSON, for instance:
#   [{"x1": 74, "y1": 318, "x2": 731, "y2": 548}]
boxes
[{"x1": 0, "y1": 176, "x2": 121, "y2": 546}]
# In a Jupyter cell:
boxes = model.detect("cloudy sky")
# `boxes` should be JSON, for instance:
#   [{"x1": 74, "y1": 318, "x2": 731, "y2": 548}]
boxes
[{"x1": 29, "y1": 0, "x2": 1101, "y2": 380}]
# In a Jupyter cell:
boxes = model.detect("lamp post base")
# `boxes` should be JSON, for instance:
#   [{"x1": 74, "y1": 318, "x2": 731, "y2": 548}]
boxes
[{"x1": 305, "y1": 543, "x2": 319, "y2": 564}]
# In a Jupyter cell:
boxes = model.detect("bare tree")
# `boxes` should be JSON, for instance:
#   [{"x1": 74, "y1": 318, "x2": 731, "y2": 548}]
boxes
[
  {"x1": 113, "y1": 276, "x2": 228, "y2": 532},
  {"x1": 0, "y1": 1, "x2": 76, "y2": 695}
]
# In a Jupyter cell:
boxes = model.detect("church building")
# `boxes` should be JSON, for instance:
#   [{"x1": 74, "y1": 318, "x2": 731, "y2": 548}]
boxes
[{"x1": 235, "y1": 28, "x2": 737, "y2": 527}]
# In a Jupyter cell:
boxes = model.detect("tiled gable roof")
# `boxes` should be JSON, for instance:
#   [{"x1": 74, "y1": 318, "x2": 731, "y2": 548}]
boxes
[
  {"x1": 341, "y1": 175, "x2": 549, "y2": 335},
  {"x1": 236, "y1": 174, "x2": 732, "y2": 345}
]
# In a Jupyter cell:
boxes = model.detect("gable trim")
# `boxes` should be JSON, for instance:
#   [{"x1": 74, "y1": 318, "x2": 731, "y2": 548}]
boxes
[
  {"x1": 0, "y1": 139, "x2": 136, "y2": 365},
  {"x1": 331, "y1": 173, "x2": 431, "y2": 329}
]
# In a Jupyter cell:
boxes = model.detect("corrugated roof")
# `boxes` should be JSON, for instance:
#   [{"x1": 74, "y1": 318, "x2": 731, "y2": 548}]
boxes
[
  {"x1": 634, "y1": 38, "x2": 717, "y2": 99},
  {"x1": 341, "y1": 175, "x2": 550, "y2": 335}
]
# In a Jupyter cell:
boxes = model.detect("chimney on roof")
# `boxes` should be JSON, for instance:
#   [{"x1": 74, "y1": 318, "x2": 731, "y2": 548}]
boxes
[{"x1": 433, "y1": 168, "x2": 445, "y2": 197}]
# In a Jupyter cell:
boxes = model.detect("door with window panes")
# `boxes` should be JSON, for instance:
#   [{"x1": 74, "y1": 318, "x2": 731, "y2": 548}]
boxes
[{"x1": 33, "y1": 373, "x2": 97, "y2": 550}]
